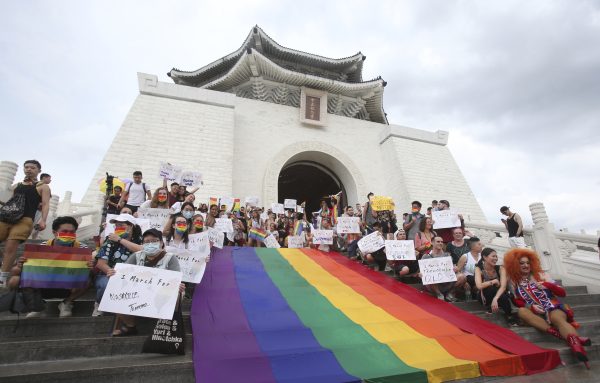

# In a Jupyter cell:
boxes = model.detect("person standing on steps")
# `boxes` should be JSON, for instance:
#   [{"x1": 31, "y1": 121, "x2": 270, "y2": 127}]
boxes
[
  {"x1": 0, "y1": 160, "x2": 51, "y2": 290},
  {"x1": 118, "y1": 171, "x2": 151, "y2": 214},
  {"x1": 500, "y1": 206, "x2": 526, "y2": 248}
]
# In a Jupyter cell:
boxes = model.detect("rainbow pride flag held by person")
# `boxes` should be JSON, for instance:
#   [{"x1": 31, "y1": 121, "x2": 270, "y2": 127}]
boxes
[
  {"x1": 20, "y1": 244, "x2": 92, "y2": 289},
  {"x1": 191, "y1": 247, "x2": 561, "y2": 383},
  {"x1": 293, "y1": 220, "x2": 303, "y2": 236},
  {"x1": 232, "y1": 198, "x2": 241, "y2": 212},
  {"x1": 209, "y1": 196, "x2": 219, "y2": 207},
  {"x1": 248, "y1": 227, "x2": 268, "y2": 241}
]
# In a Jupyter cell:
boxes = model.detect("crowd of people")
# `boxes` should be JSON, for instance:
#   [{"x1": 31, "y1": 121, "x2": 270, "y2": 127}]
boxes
[{"x1": 0, "y1": 161, "x2": 591, "y2": 367}]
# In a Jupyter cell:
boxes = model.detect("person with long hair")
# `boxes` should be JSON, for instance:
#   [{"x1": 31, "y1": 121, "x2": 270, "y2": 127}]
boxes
[
  {"x1": 140, "y1": 187, "x2": 170, "y2": 209},
  {"x1": 504, "y1": 248, "x2": 590, "y2": 368},
  {"x1": 165, "y1": 214, "x2": 190, "y2": 249},
  {"x1": 474, "y1": 248, "x2": 518, "y2": 325},
  {"x1": 414, "y1": 217, "x2": 436, "y2": 257}
]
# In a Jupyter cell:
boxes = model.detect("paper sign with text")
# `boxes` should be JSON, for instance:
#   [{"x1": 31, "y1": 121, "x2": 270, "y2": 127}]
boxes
[
  {"x1": 284, "y1": 199, "x2": 297, "y2": 210},
  {"x1": 158, "y1": 162, "x2": 183, "y2": 183},
  {"x1": 103, "y1": 214, "x2": 119, "y2": 236},
  {"x1": 287, "y1": 235, "x2": 304, "y2": 248},
  {"x1": 214, "y1": 218, "x2": 234, "y2": 233},
  {"x1": 98, "y1": 263, "x2": 182, "y2": 320},
  {"x1": 187, "y1": 232, "x2": 210, "y2": 252},
  {"x1": 165, "y1": 246, "x2": 208, "y2": 284},
  {"x1": 371, "y1": 196, "x2": 395, "y2": 211},
  {"x1": 244, "y1": 196, "x2": 260, "y2": 207},
  {"x1": 418, "y1": 257, "x2": 457, "y2": 285},
  {"x1": 137, "y1": 208, "x2": 171, "y2": 231},
  {"x1": 296, "y1": 205, "x2": 304, "y2": 213},
  {"x1": 219, "y1": 197, "x2": 234, "y2": 210},
  {"x1": 432, "y1": 210, "x2": 461, "y2": 229},
  {"x1": 179, "y1": 171, "x2": 202, "y2": 188},
  {"x1": 135, "y1": 218, "x2": 151, "y2": 235},
  {"x1": 336, "y1": 217, "x2": 361, "y2": 234},
  {"x1": 271, "y1": 203, "x2": 285, "y2": 214},
  {"x1": 206, "y1": 228, "x2": 224, "y2": 249},
  {"x1": 385, "y1": 240, "x2": 416, "y2": 261},
  {"x1": 358, "y1": 232, "x2": 385, "y2": 253},
  {"x1": 264, "y1": 234, "x2": 281, "y2": 248},
  {"x1": 312, "y1": 230, "x2": 334, "y2": 245}
]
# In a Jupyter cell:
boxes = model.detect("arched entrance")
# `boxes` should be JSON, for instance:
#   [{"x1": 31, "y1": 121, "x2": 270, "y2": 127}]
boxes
[{"x1": 278, "y1": 161, "x2": 347, "y2": 216}]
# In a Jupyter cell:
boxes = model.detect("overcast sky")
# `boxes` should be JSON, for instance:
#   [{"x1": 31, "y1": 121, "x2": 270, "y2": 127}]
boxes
[{"x1": 1, "y1": 0, "x2": 599, "y2": 233}]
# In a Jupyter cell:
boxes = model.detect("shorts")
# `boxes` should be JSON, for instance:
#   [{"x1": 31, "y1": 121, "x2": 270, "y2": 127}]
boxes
[
  {"x1": 0, "y1": 217, "x2": 34, "y2": 242},
  {"x1": 508, "y1": 236, "x2": 526, "y2": 248}
]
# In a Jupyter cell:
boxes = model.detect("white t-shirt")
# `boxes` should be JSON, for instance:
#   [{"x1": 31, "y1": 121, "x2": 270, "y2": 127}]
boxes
[
  {"x1": 463, "y1": 252, "x2": 481, "y2": 276},
  {"x1": 127, "y1": 182, "x2": 149, "y2": 207}
]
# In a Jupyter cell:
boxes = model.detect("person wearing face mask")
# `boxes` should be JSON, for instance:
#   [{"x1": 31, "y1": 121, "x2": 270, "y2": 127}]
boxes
[
  {"x1": 112, "y1": 229, "x2": 184, "y2": 336},
  {"x1": 165, "y1": 214, "x2": 190, "y2": 249},
  {"x1": 163, "y1": 202, "x2": 195, "y2": 238},
  {"x1": 140, "y1": 187, "x2": 170, "y2": 209},
  {"x1": 94, "y1": 214, "x2": 138, "y2": 316},
  {"x1": 190, "y1": 214, "x2": 204, "y2": 234},
  {"x1": 403, "y1": 201, "x2": 424, "y2": 244}
]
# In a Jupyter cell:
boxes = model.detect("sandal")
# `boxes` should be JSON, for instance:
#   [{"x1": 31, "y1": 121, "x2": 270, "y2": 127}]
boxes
[{"x1": 112, "y1": 324, "x2": 138, "y2": 337}]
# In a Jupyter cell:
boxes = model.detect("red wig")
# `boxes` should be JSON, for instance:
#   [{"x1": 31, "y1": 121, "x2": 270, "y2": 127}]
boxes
[{"x1": 504, "y1": 248, "x2": 543, "y2": 284}]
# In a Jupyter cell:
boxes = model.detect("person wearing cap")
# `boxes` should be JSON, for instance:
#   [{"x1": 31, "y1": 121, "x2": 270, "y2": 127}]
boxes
[
  {"x1": 500, "y1": 206, "x2": 526, "y2": 248},
  {"x1": 112, "y1": 228, "x2": 184, "y2": 336},
  {"x1": 94, "y1": 214, "x2": 138, "y2": 316}
]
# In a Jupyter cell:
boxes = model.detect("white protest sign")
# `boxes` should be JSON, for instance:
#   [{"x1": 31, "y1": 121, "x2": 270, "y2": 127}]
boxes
[
  {"x1": 385, "y1": 240, "x2": 416, "y2": 261},
  {"x1": 214, "y1": 218, "x2": 234, "y2": 233},
  {"x1": 287, "y1": 235, "x2": 304, "y2": 248},
  {"x1": 245, "y1": 196, "x2": 260, "y2": 207},
  {"x1": 358, "y1": 231, "x2": 385, "y2": 254},
  {"x1": 418, "y1": 256, "x2": 457, "y2": 285},
  {"x1": 432, "y1": 210, "x2": 461, "y2": 229},
  {"x1": 179, "y1": 171, "x2": 203, "y2": 188},
  {"x1": 284, "y1": 199, "x2": 297, "y2": 210},
  {"x1": 296, "y1": 205, "x2": 304, "y2": 213},
  {"x1": 260, "y1": 212, "x2": 269, "y2": 221},
  {"x1": 158, "y1": 162, "x2": 183, "y2": 183},
  {"x1": 187, "y1": 232, "x2": 210, "y2": 252},
  {"x1": 103, "y1": 214, "x2": 119, "y2": 236},
  {"x1": 219, "y1": 197, "x2": 234, "y2": 210},
  {"x1": 135, "y1": 218, "x2": 151, "y2": 234},
  {"x1": 206, "y1": 227, "x2": 224, "y2": 249},
  {"x1": 336, "y1": 217, "x2": 360, "y2": 234},
  {"x1": 271, "y1": 203, "x2": 285, "y2": 214},
  {"x1": 166, "y1": 247, "x2": 208, "y2": 284},
  {"x1": 264, "y1": 234, "x2": 280, "y2": 248},
  {"x1": 137, "y1": 208, "x2": 171, "y2": 231},
  {"x1": 98, "y1": 263, "x2": 182, "y2": 320},
  {"x1": 312, "y1": 230, "x2": 334, "y2": 245}
]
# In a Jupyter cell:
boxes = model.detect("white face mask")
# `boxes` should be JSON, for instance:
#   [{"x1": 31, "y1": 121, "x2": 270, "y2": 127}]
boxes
[
  {"x1": 143, "y1": 242, "x2": 161, "y2": 255},
  {"x1": 182, "y1": 211, "x2": 194, "y2": 219}
]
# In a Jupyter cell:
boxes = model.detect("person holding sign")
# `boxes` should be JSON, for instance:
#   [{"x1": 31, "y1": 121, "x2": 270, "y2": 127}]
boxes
[
  {"x1": 419, "y1": 237, "x2": 461, "y2": 301},
  {"x1": 388, "y1": 229, "x2": 419, "y2": 278},
  {"x1": 112, "y1": 229, "x2": 184, "y2": 336},
  {"x1": 474, "y1": 248, "x2": 518, "y2": 326},
  {"x1": 434, "y1": 200, "x2": 464, "y2": 245},
  {"x1": 362, "y1": 222, "x2": 387, "y2": 271}
]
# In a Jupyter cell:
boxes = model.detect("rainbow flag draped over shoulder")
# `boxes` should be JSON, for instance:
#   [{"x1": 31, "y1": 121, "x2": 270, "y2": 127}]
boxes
[
  {"x1": 249, "y1": 228, "x2": 268, "y2": 241},
  {"x1": 20, "y1": 244, "x2": 92, "y2": 289},
  {"x1": 191, "y1": 247, "x2": 561, "y2": 383}
]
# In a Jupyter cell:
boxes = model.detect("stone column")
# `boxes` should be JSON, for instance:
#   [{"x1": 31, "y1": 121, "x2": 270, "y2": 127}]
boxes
[
  {"x1": 0, "y1": 161, "x2": 18, "y2": 201},
  {"x1": 528, "y1": 202, "x2": 566, "y2": 277}
]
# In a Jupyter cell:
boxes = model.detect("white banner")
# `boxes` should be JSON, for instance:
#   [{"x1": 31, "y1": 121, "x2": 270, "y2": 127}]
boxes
[
  {"x1": 135, "y1": 218, "x2": 151, "y2": 234},
  {"x1": 336, "y1": 216, "x2": 360, "y2": 234},
  {"x1": 358, "y1": 231, "x2": 385, "y2": 254},
  {"x1": 244, "y1": 196, "x2": 260, "y2": 207},
  {"x1": 260, "y1": 211, "x2": 269, "y2": 221},
  {"x1": 187, "y1": 232, "x2": 210, "y2": 252},
  {"x1": 284, "y1": 199, "x2": 297, "y2": 210},
  {"x1": 385, "y1": 240, "x2": 416, "y2": 261},
  {"x1": 214, "y1": 218, "x2": 234, "y2": 233},
  {"x1": 418, "y1": 257, "x2": 457, "y2": 285},
  {"x1": 166, "y1": 246, "x2": 209, "y2": 284},
  {"x1": 312, "y1": 229, "x2": 334, "y2": 245},
  {"x1": 432, "y1": 210, "x2": 461, "y2": 229},
  {"x1": 206, "y1": 227, "x2": 224, "y2": 249},
  {"x1": 271, "y1": 203, "x2": 285, "y2": 214},
  {"x1": 179, "y1": 171, "x2": 203, "y2": 188},
  {"x1": 287, "y1": 235, "x2": 304, "y2": 248},
  {"x1": 98, "y1": 263, "x2": 182, "y2": 320},
  {"x1": 158, "y1": 162, "x2": 183, "y2": 183},
  {"x1": 264, "y1": 234, "x2": 280, "y2": 248},
  {"x1": 137, "y1": 208, "x2": 171, "y2": 231},
  {"x1": 296, "y1": 205, "x2": 304, "y2": 214}
]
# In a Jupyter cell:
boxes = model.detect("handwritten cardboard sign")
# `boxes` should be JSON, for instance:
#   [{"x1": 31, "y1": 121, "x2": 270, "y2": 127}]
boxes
[
  {"x1": 98, "y1": 263, "x2": 182, "y2": 320},
  {"x1": 264, "y1": 234, "x2": 280, "y2": 248},
  {"x1": 284, "y1": 199, "x2": 297, "y2": 210},
  {"x1": 165, "y1": 246, "x2": 208, "y2": 284},
  {"x1": 214, "y1": 218, "x2": 234, "y2": 233},
  {"x1": 245, "y1": 196, "x2": 260, "y2": 207},
  {"x1": 179, "y1": 171, "x2": 202, "y2": 188},
  {"x1": 137, "y1": 208, "x2": 171, "y2": 231},
  {"x1": 287, "y1": 235, "x2": 304, "y2": 248},
  {"x1": 418, "y1": 256, "x2": 457, "y2": 285},
  {"x1": 271, "y1": 203, "x2": 285, "y2": 215},
  {"x1": 432, "y1": 210, "x2": 461, "y2": 229},
  {"x1": 336, "y1": 217, "x2": 360, "y2": 234},
  {"x1": 312, "y1": 229, "x2": 334, "y2": 245},
  {"x1": 158, "y1": 162, "x2": 183, "y2": 183},
  {"x1": 385, "y1": 240, "x2": 416, "y2": 261},
  {"x1": 371, "y1": 196, "x2": 395, "y2": 212},
  {"x1": 358, "y1": 231, "x2": 385, "y2": 253}
]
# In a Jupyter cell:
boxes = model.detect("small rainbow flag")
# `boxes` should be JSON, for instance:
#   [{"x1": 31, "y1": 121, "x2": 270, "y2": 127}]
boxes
[
  {"x1": 20, "y1": 244, "x2": 92, "y2": 289},
  {"x1": 249, "y1": 228, "x2": 268, "y2": 241},
  {"x1": 209, "y1": 196, "x2": 219, "y2": 207},
  {"x1": 293, "y1": 220, "x2": 303, "y2": 236},
  {"x1": 232, "y1": 198, "x2": 241, "y2": 212},
  {"x1": 191, "y1": 247, "x2": 561, "y2": 383}
]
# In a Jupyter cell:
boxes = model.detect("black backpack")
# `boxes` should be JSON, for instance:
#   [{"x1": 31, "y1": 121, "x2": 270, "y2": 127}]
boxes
[{"x1": 0, "y1": 192, "x2": 26, "y2": 224}]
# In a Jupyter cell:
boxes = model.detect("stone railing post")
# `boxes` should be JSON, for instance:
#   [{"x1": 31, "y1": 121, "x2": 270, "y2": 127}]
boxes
[
  {"x1": 57, "y1": 191, "x2": 73, "y2": 216},
  {"x1": 528, "y1": 202, "x2": 566, "y2": 276},
  {"x1": 0, "y1": 161, "x2": 18, "y2": 190}
]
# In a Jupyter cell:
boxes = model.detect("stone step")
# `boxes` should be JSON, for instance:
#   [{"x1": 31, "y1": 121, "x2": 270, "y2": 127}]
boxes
[
  {"x1": 0, "y1": 334, "x2": 193, "y2": 364},
  {"x1": 452, "y1": 293, "x2": 600, "y2": 312},
  {"x1": 538, "y1": 341, "x2": 600, "y2": 366},
  {"x1": 0, "y1": 353, "x2": 194, "y2": 383},
  {"x1": 0, "y1": 314, "x2": 192, "y2": 340}
]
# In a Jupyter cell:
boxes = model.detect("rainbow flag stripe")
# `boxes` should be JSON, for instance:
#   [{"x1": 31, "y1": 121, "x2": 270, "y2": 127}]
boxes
[
  {"x1": 249, "y1": 228, "x2": 268, "y2": 241},
  {"x1": 191, "y1": 248, "x2": 560, "y2": 383},
  {"x1": 20, "y1": 244, "x2": 92, "y2": 289}
]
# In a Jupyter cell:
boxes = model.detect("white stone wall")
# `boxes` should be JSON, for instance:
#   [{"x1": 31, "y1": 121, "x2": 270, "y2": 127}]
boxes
[{"x1": 82, "y1": 73, "x2": 486, "y2": 224}]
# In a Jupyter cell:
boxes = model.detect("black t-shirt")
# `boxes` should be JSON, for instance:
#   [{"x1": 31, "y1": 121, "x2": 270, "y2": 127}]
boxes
[
  {"x1": 106, "y1": 195, "x2": 120, "y2": 214},
  {"x1": 446, "y1": 241, "x2": 469, "y2": 265}
]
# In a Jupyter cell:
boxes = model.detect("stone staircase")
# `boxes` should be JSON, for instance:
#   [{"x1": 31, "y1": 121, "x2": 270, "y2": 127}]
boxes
[{"x1": 1, "y1": 246, "x2": 599, "y2": 383}]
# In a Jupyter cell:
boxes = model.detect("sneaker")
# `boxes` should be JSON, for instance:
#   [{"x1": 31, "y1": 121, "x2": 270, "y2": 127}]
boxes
[
  {"x1": 436, "y1": 293, "x2": 445, "y2": 300},
  {"x1": 58, "y1": 301, "x2": 73, "y2": 317},
  {"x1": 445, "y1": 293, "x2": 458, "y2": 302},
  {"x1": 91, "y1": 302, "x2": 103, "y2": 317},
  {"x1": 25, "y1": 311, "x2": 46, "y2": 318}
]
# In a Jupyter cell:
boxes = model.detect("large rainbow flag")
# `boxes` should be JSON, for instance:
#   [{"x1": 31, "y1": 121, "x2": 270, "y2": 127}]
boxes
[
  {"x1": 191, "y1": 247, "x2": 561, "y2": 383},
  {"x1": 20, "y1": 244, "x2": 92, "y2": 289}
]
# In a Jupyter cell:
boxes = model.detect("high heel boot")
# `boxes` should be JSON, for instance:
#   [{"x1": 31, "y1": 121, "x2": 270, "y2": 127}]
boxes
[{"x1": 566, "y1": 334, "x2": 590, "y2": 369}]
